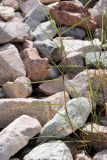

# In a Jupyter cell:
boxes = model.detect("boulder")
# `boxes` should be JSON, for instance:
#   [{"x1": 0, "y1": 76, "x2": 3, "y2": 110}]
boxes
[
  {"x1": 38, "y1": 97, "x2": 92, "y2": 142},
  {"x1": 0, "y1": 91, "x2": 70, "y2": 128},
  {"x1": 65, "y1": 69, "x2": 107, "y2": 105},
  {"x1": 2, "y1": 0, "x2": 19, "y2": 10},
  {"x1": 2, "y1": 77, "x2": 32, "y2": 98},
  {"x1": 0, "y1": 43, "x2": 26, "y2": 84},
  {"x1": 82, "y1": 123, "x2": 107, "y2": 151},
  {"x1": 0, "y1": 22, "x2": 32, "y2": 44},
  {"x1": 21, "y1": 48, "x2": 49, "y2": 81},
  {"x1": 0, "y1": 115, "x2": 42, "y2": 160},
  {"x1": 24, "y1": 140, "x2": 73, "y2": 160},
  {"x1": 0, "y1": 6, "x2": 15, "y2": 20},
  {"x1": 93, "y1": 150, "x2": 107, "y2": 160},
  {"x1": 33, "y1": 20, "x2": 57, "y2": 41},
  {"x1": 49, "y1": 1, "x2": 97, "y2": 31},
  {"x1": 34, "y1": 39, "x2": 62, "y2": 63}
]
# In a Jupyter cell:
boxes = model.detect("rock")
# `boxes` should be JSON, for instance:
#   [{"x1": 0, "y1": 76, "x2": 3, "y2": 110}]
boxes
[
  {"x1": 93, "y1": 150, "x2": 107, "y2": 160},
  {"x1": 19, "y1": 0, "x2": 38, "y2": 16},
  {"x1": 23, "y1": 40, "x2": 33, "y2": 49},
  {"x1": 2, "y1": 0, "x2": 19, "y2": 10},
  {"x1": 95, "y1": 28, "x2": 103, "y2": 41},
  {"x1": 9, "y1": 12, "x2": 23, "y2": 22},
  {"x1": 24, "y1": 3, "x2": 48, "y2": 31},
  {"x1": 0, "y1": 115, "x2": 42, "y2": 160},
  {"x1": 2, "y1": 77, "x2": 32, "y2": 98},
  {"x1": 21, "y1": 48, "x2": 49, "y2": 81},
  {"x1": 0, "y1": 91, "x2": 69, "y2": 128},
  {"x1": 48, "y1": 65, "x2": 60, "y2": 79},
  {"x1": 75, "y1": 151, "x2": 91, "y2": 160},
  {"x1": 0, "y1": 22, "x2": 32, "y2": 44},
  {"x1": 90, "y1": 0, "x2": 107, "y2": 28},
  {"x1": 65, "y1": 69, "x2": 107, "y2": 105},
  {"x1": 0, "y1": 6, "x2": 15, "y2": 20},
  {"x1": 40, "y1": 0, "x2": 58, "y2": 4},
  {"x1": 61, "y1": 26, "x2": 86, "y2": 39},
  {"x1": 33, "y1": 39, "x2": 62, "y2": 63},
  {"x1": 54, "y1": 38, "x2": 101, "y2": 56},
  {"x1": 38, "y1": 97, "x2": 92, "y2": 142},
  {"x1": 0, "y1": 88, "x2": 5, "y2": 98},
  {"x1": 0, "y1": 43, "x2": 26, "y2": 84},
  {"x1": 80, "y1": 0, "x2": 97, "y2": 7},
  {"x1": 85, "y1": 51, "x2": 107, "y2": 69},
  {"x1": 82, "y1": 123, "x2": 107, "y2": 151},
  {"x1": 39, "y1": 76, "x2": 64, "y2": 96},
  {"x1": 33, "y1": 20, "x2": 57, "y2": 41},
  {"x1": 24, "y1": 140, "x2": 73, "y2": 160},
  {"x1": 49, "y1": 1, "x2": 97, "y2": 31}
]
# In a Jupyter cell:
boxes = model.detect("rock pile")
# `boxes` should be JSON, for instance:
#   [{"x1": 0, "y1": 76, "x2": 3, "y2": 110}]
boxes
[{"x1": 0, "y1": 0, "x2": 107, "y2": 159}]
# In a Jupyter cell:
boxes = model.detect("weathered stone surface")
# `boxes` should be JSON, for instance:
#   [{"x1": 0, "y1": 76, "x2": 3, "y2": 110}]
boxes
[
  {"x1": 75, "y1": 151, "x2": 91, "y2": 160},
  {"x1": 24, "y1": 140, "x2": 73, "y2": 160},
  {"x1": 95, "y1": 28, "x2": 103, "y2": 41},
  {"x1": 39, "y1": 76, "x2": 64, "y2": 96},
  {"x1": 0, "y1": 115, "x2": 42, "y2": 160},
  {"x1": 0, "y1": 22, "x2": 32, "y2": 44},
  {"x1": 82, "y1": 123, "x2": 107, "y2": 151},
  {"x1": 21, "y1": 48, "x2": 49, "y2": 81},
  {"x1": 38, "y1": 97, "x2": 92, "y2": 142},
  {"x1": 41, "y1": 0, "x2": 58, "y2": 4},
  {"x1": 0, "y1": 91, "x2": 69, "y2": 128},
  {"x1": 24, "y1": 3, "x2": 48, "y2": 31},
  {"x1": 34, "y1": 39, "x2": 62, "y2": 63},
  {"x1": 49, "y1": 1, "x2": 97, "y2": 31},
  {"x1": 19, "y1": 0, "x2": 37, "y2": 16},
  {"x1": 61, "y1": 26, "x2": 86, "y2": 39},
  {"x1": 0, "y1": 43, "x2": 26, "y2": 84},
  {"x1": 33, "y1": 20, "x2": 57, "y2": 41},
  {"x1": 93, "y1": 150, "x2": 107, "y2": 160},
  {"x1": 23, "y1": 40, "x2": 33, "y2": 49},
  {"x1": 48, "y1": 65, "x2": 60, "y2": 79},
  {"x1": 65, "y1": 69, "x2": 107, "y2": 105},
  {"x1": 9, "y1": 11, "x2": 23, "y2": 22},
  {"x1": 2, "y1": 0, "x2": 19, "y2": 10},
  {"x1": 2, "y1": 77, "x2": 32, "y2": 98},
  {"x1": 0, "y1": 6, "x2": 15, "y2": 20},
  {"x1": 0, "y1": 88, "x2": 5, "y2": 98}
]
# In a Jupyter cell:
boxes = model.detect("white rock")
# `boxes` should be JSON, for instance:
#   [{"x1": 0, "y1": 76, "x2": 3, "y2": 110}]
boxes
[
  {"x1": 2, "y1": 77, "x2": 32, "y2": 98},
  {"x1": 2, "y1": 0, "x2": 19, "y2": 10},
  {"x1": 0, "y1": 6, "x2": 15, "y2": 20},
  {"x1": 24, "y1": 140, "x2": 73, "y2": 160},
  {"x1": 0, "y1": 115, "x2": 42, "y2": 160},
  {"x1": 93, "y1": 150, "x2": 107, "y2": 160},
  {"x1": 38, "y1": 97, "x2": 92, "y2": 142},
  {"x1": 0, "y1": 43, "x2": 26, "y2": 84}
]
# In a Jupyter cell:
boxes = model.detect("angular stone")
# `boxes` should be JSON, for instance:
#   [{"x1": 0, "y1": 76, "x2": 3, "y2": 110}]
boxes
[
  {"x1": 93, "y1": 150, "x2": 107, "y2": 160},
  {"x1": 34, "y1": 39, "x2": 62, "y2": 63},
  {"x1": 0, "y1": 43, "x2": 26, "y2": 84},
  {"x1": 24, "y1": 140, "x2": 73, "y2": 160},
  {"x1": 38, "y1": 97, "x2": 92, "y2": 142},
  {"x1": 0, "y1": 22, "x2": 32, "y2": 44},
  {"x1": 0, "y1": 115, "x2": 42, "y2": 160},
  {"x1": 82, "y1": 123, "x2": 107, "y2": 151},
  {"x1": 61, "y1": 26, "x2": 86, "y2": 39},
  {"x1": 24, "y1": 3, "x2": 48, "y2": 31},
  {"x1": 21, "y1": 48, "x2": 49, "y2": 81},
  {"x1": 0, "y1": 6, "x2": 15, "y2": 20},
  {"x1": 33, "y1": 20, "x2": 57, "y2": 41},
  {"x1": 65, "y1": 69, "x2": 107, "y2": 105},
  {"x1": 2, "y1": 0, "x2": 19, "y2": 10},
  {"x1": 2, "y1": 77, "x2": 32, "y2": 98},
  {"x1": 48, "y1": 65, "x2": 60, "y2": 79},
  {"x1": 49, "y1": 1, "x2": 97, "y2": 31},
  {"x1": 0, "y1": 91, "x2": 70, "y2": 128},
  {"x1": 39, "y1": 76, "x2": 64, "y2": 96}
]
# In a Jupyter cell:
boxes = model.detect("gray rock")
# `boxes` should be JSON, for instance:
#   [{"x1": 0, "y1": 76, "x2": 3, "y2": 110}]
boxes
[
  {"x1": 65, "y1": 69, "x2": 107, "y2": 105},
  {"x1": 2, "y1": 77, "x2": 32, "y2": 98},
  {"x1": 93, "y1": 150, "x2": 107, "y2": 160},
  {"x1": 0, "y1": 91, "x2": 70, "y2": 128},
  {"x1": 0, "y1": 6, "x2": 15, "y2": 20},
  {"x1": 34, "y1": 39, "x2": 62, "y2": 63},
  {"x1": 38, "y1": 97, "x2": 92, "y2": 142},
  {"x1": 0, "y1": 115, "x2": 42, "y2": 160},
  {"x1": 24, "y1": 3, "x2": 48, "y2": 31},
  {"x1": 0, "y1": 43, "x2": 26, "y2": 84},
  {"x1": 0, "y1": 88, "x2": 5, "y2": 98},
  {"x1": 33, "y1": 20, "x2": 57, "y2": 41},
  {"x1": 24, "y1": 140, "x2": 73, "y2": 160},
  {"x1": 48, "y1": 65, "x2": 60, "y2": 79},
  {"x1": 95, "y1": 28, "x2": 103, "y2": 41},
  {"x1": 61, "y1": 26, "x2": 86, "y2": 39},
  {"x1": 0, "y1": 22, "x2": 32, "y2": 44}
]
